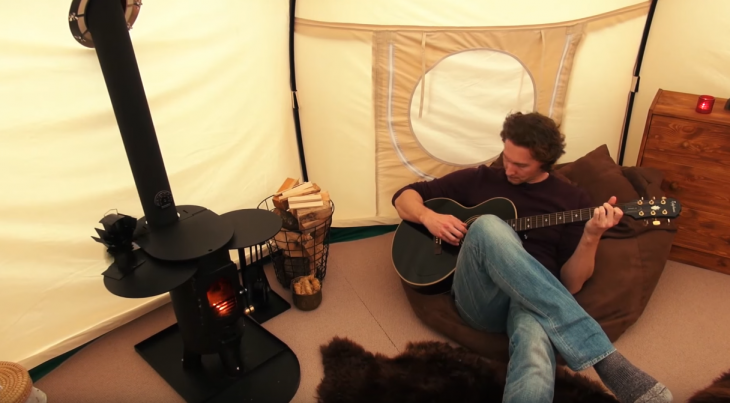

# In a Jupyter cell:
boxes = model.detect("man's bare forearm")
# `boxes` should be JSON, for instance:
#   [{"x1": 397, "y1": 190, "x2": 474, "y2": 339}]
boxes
[
  {"x1": 560, "y1": 233, "x2": 601, "y2": 294},
  {"x1": 394, "y1": 189, "x2": 433, "y2": 224}
]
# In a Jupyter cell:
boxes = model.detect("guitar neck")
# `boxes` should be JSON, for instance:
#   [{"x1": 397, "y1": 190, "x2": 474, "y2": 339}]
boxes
[{"x1": 504, "y1": 203, "x2": 627, "y2": 232}]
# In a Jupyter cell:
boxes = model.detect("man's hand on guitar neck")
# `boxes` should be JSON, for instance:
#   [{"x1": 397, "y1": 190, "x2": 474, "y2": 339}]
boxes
[
  {"x1": 584, "y1": 196, "x2": 624, "y2": 242},
  {"x1": 421, "y1": 210, "x2": 467, "y2": 246}
]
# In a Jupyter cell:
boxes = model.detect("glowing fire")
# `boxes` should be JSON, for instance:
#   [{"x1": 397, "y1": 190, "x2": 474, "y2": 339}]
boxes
[{"x1": 206, "y1": 278, "x2": 237, "y2": 317}]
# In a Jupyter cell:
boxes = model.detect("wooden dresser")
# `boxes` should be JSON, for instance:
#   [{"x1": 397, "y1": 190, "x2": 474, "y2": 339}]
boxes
[{"x1": 636, "y1": 89, "x2": 730, "y2": 276}]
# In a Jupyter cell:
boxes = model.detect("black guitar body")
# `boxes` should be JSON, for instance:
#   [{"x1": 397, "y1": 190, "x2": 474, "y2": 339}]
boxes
[{"x1": 391, "y1": 198, "x2": 517, "y2": 295}]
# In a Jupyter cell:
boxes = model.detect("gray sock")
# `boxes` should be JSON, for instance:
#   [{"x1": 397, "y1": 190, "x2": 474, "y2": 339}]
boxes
[{"x1": 593, "y1": 351, "x2": 673, "y2": 403}]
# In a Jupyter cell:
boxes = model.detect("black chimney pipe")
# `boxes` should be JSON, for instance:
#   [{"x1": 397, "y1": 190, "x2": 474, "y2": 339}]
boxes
[{"x1": 85, "y1": 0, "x2": 178, "y2": 229}]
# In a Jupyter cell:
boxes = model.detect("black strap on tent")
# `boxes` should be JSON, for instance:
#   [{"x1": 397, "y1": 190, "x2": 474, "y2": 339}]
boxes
[
  {"x1": 617, "y1": 0, "x2": 659, "y2": 166},
  {"x1": 289, "y1": 0, "x2": 309, "y2": 182}
]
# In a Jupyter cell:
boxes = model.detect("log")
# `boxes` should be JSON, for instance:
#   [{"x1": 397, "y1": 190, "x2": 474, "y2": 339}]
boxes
[
  {"x1": 294, "y1": 191, "x2": 332, "y2": 230},
  {"x1": 273, "y1": 195, "x2": 288, "y2": 211},
  {"x1": 288, "y1": 194, "x2": 324, "y2": 209},
  {"x1": 280, "y1": 182, "x2": 321, "y2": 200},
  {"x1": 274, "y1": 228, "x2": 307, "y2": 258},
  {"x1": 274, "y1": 208, "x2": 299, "y2": 231},
  {"x1": 275, "y1": 177, "x2": 300, "y2": 195},
  {"x1": 272, "y1": 177, "x2": 300, "y2": 210}
]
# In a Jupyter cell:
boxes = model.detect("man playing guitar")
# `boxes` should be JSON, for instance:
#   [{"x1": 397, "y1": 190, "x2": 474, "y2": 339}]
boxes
[{"x1": 392, "y1": 112, "x2": 672, "y2": 403}]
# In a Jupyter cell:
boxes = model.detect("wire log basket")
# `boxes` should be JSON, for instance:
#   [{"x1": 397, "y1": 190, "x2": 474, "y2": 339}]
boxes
[{"x1": 258, "y1": 196, "x2": 334, "y2": 289}]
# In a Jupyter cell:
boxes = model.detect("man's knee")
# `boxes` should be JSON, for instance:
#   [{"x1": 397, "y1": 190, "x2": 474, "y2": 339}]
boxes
[
  {"x1": 472, "y1": 214, "x2": 506, "y2": 229},
  {"x1": 466, "y1": 215, "x2": 515, "y2": 245}
]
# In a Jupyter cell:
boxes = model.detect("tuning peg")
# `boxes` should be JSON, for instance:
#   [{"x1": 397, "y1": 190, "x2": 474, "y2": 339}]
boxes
[{"x1": 652, "y1": 220, "x2": 660, "y2": 226}]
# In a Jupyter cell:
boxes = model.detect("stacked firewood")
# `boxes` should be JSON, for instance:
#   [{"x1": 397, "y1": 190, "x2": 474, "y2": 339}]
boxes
[
  {"x1": 271, "y1": 178, "x2": 333, "y2": 275},
  {"x1": 272, "y1": 178, "x2": 332, "y2": 231}
]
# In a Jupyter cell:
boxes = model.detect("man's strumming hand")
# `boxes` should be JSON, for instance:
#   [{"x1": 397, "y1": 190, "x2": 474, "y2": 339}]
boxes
[
  {"x1": 584, "y1": 196, "x2": 623, "y2": 241},
  {"x1": 421, "y1": 210, "x2": 467, "y2": 246}
]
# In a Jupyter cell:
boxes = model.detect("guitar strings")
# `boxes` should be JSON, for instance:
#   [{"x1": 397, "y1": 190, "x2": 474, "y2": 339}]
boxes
[{"x1": 461, "y1": 199, "x2": 668, "y2": 230}]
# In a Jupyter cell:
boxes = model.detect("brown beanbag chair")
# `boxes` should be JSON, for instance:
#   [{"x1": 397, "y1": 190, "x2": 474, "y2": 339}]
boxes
[{"x1": 401, "y1": 144, "x2": 677, "y2": 363}]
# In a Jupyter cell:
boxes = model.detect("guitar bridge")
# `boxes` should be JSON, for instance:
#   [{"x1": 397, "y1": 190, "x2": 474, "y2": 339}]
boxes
[{"x1": 434, "y1": 237, "x2": 442, "y2": 255}]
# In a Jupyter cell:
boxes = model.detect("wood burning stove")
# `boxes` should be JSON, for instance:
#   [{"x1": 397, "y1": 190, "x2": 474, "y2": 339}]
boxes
[
  {"x1": 69, "y1": 0, "x2": 301, "y2": 401},
  {"x1": 171, "y1": 252, "x2": 245, "y2": 376}
]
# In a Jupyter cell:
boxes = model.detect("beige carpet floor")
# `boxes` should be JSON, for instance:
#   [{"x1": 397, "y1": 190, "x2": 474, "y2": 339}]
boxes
[{"x1": 35, "y1": 232, "x2": 730, "y2": 403}]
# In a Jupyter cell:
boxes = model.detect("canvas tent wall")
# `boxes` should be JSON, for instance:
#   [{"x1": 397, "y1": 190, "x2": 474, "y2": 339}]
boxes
[
  {"x1": 0, "y1": 1, "x2": 301, "y2": 370},
  {"x1": 295, "y1": 0, "x2": 652, "y2": 227},
  {"x1": 2, "y1": 0, "x2": 729, "y2": 375}
]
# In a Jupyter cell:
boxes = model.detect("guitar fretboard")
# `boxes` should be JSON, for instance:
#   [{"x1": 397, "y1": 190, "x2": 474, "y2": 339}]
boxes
[
  {"x1": 500, "y1": 203, "x2": 629, "y2": 232},
  {"x1": 505, "y1": 208, "x2": 594, "y2": 232}
]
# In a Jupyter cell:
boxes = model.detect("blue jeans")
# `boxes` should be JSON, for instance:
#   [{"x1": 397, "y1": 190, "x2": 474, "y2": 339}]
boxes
[{"x1": 452, "y1": 215, "x2": 615, "y2": 403}]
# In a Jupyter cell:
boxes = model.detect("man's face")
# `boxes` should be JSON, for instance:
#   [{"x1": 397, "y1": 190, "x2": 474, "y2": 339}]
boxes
[{"x1": 502, "y1": 139, "x2": 548, "y2": 185}]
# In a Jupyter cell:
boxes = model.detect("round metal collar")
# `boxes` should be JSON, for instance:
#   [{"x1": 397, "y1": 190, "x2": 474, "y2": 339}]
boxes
[{"x1": 68, "y1": 0, "x2": 142, "y2": 48}]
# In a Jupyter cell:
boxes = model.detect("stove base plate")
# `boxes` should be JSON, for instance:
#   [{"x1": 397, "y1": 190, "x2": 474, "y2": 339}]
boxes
[
  {"x1": 135, "y1": 315, "x2": 300, "y2": 403},
  {"x1": 247, "y1": 286, "x2": 292, "y2": 325}
]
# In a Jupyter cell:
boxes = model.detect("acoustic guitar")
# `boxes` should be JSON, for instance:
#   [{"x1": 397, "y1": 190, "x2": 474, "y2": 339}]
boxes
[{"x1": 391, "y1": 196, "x2": 682, "y2": 295}]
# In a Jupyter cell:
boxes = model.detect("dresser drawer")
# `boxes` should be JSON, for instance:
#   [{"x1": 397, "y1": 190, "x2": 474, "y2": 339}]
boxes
[
  {"x1": 641, "y1": 157, "x2": 730, "y2": 217},
  {"x1": 642, "y1": 115, "x2": 730, "y2": 168},
  {"x1": 671, "y1": 207, "x2": 730, "y2": 260}
]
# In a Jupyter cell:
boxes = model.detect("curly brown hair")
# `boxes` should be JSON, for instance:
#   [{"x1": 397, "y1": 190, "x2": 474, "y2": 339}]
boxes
[{"x1": 499, "y1": 112, "x2": 566, "y2": 171}]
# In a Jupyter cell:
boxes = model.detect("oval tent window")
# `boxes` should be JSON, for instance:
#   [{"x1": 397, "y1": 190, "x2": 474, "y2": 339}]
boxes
[{"x1": 409, "y1": 49, "x2": 536, "y2": 166}]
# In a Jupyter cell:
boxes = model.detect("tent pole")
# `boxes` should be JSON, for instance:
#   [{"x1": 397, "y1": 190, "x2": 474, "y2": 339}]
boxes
[
  {"x1": 617, "y1": 0, "x2": 659, "y2": 166},
  {"x1": 289, "y1": 0, "x2": 308, "y2": 182}
]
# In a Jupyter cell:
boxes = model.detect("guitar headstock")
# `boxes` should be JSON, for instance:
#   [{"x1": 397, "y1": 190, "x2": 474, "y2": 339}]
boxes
[{"x1": 622, "y1": 197, "x2": 682, "y2": 222}]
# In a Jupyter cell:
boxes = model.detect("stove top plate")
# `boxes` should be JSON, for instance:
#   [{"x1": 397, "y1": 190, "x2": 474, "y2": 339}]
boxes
[
  {"x1": 135, "y1": 205, "x2": 234, "y2": 262},
  {"x1": 103, "y1": 248, "x2": 198, "y2": 298}
]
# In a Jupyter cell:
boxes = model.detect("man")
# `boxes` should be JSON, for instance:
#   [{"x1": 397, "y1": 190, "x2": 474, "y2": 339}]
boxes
[{"x1": 392, "y1": 112, "x2": 672, "y2": 403}]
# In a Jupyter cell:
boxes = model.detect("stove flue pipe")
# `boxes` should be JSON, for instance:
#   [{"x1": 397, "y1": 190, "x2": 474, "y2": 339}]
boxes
[{"x1": 80, "y1": 0, "x2": 178, "y2": 230}]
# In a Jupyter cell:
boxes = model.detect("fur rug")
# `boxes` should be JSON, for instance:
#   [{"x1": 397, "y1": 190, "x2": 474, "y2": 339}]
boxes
[
  {"x1": 315, "y1": 337, "x2": 619, "y2": 403},
  {"x1": 688, "y1": 369, "x2": 730, "y2": 403}
]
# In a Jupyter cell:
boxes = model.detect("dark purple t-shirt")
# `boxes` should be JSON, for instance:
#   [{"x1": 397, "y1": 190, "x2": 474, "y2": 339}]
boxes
[{"x1": 392, "y1": 165, "x2": 594, "y2": 279}]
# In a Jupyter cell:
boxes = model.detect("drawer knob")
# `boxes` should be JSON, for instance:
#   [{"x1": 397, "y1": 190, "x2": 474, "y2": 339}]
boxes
[
  {"x1": 669, "y1": 182, "x2": 679, "y2": 191},
  {"x1": 681, "y1": 141, "x2": 690, "y2": 148}
]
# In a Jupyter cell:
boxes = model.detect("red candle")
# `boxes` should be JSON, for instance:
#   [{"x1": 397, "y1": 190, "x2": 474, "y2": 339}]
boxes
[{"x1": 696, "y1": 95, "x2": 715, "y2": 114}]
